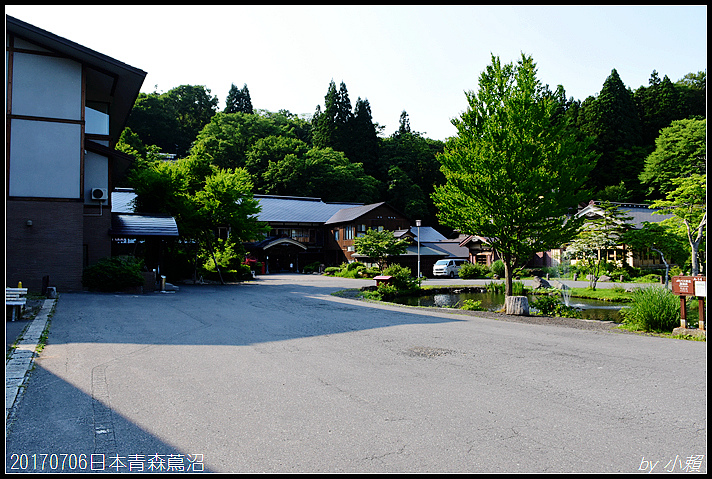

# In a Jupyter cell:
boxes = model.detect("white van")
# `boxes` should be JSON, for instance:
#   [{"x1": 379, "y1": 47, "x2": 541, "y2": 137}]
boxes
[{"x1": 432, "y1": 259, "x2": 467, "y2": 278}]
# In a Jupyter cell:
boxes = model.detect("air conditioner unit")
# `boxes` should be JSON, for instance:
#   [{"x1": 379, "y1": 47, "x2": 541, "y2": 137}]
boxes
[{"x1": 91, "y1": 188, "x2": 108, "y2": 201}]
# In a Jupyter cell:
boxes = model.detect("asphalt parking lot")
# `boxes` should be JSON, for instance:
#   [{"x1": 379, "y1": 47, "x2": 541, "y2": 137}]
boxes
[{"x1": 5, "y1": 274, "x2": 707, "y2": 473}]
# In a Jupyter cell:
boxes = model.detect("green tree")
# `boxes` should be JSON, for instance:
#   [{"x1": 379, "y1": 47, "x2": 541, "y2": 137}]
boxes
[
  {"x1": 190, "y1": 168, "x2": 266, "y2": 283},
  {"x1": 245, "y1": 136, "x2": 310, "y2": 191},
  {"x1": 651, "y1": 174, "x2": 706, "y2": 276},
  {"x1": 190, "y1": 112, "x2": 288, "y2": 169},
  {"x1": 433, "y1": 54, "x2": 596, "y2": 297},
  {"x1": 312, "y1": 80, "x2": 358, "y2": 155},
  {"x1": 127, "y1": 156, "x2": 267, "y2": 283},
  {"x1": 675, "y1": 70, "x2": 706, "y2": 119},
  {"x1": 262, "y1": 147, "x2": 379, "y2": 203},
  {"x1": 623, "y1": 222, "x2": 688, "y2": 287},
  {"x1": 633, "y1": 71, "x2": 685, "y2": 147},
  {"x1": 385, "y1": 166, "x2": 429, "y2": 221},
  {"x1": 346, "y1": 97, "x2": 380, "y2": 177},
  {"x1": 225, "y1": 83, "x2": 254, "y2": 114},
  {"x1": 639, "y1": 118, "x2": 706, "y2": 198},
  {"x1": 163, "y1": 85, "x2": 219, "y2": 156},
  {"x1": 577, "y1": 69, "x2": 643, "y2": 195},
  {"x1": 312, "y1": 80, "x2": 339, "y2": 150},
  {"x1": 353, "y1": 228, "x2": 409, "y2": 270},
  {"x1": 379, "y1": 124, "x2": 446, "y2": 225},
  {"x1": 566, "y1": 202, "x2": 634, "y2": 290},
  {"x1": 124, "y1": 92, "x2": 181, "y2": 154}
]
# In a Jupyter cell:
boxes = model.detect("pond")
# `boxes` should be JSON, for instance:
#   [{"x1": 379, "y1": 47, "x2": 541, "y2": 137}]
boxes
[{"x1": 391, "y1": 290, "x2": 627, "y2": 322}]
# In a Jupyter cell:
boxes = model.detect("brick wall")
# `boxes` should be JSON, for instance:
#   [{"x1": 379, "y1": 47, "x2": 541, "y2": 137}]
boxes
[{"x1": 6, "y1": 200, "x2": 111, "y2": 292}]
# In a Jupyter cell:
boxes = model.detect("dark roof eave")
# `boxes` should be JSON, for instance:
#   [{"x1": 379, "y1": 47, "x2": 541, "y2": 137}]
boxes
[{"x1": 7, "y1": 15, "x2": 147, "y2": 142}]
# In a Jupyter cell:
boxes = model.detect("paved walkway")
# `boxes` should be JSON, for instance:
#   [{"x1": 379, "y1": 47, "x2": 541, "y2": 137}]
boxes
[{"x1": 5, "y1": 298, "x2": 55, "y2": 421}]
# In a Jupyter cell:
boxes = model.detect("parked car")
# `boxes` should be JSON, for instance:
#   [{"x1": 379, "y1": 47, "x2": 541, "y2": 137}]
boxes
[{"x1": 432, "y1": 259, "x2": 468, "y2": 278}]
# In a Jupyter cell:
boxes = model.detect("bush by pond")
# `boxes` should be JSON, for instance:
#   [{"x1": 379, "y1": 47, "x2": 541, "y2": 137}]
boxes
[{"x1": 620, "y1": 286, "x2": 681, "y2": 332}]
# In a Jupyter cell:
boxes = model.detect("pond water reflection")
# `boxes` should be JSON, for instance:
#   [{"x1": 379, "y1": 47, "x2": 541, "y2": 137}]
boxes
[{"x1": 391, "y1": 291, "x2": 626, "y2": 322}]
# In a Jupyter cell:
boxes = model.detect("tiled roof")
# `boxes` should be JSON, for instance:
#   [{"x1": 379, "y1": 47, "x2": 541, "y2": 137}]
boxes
[{"x1": 255, "y1": 195, "x2": 363, "y2": 223}]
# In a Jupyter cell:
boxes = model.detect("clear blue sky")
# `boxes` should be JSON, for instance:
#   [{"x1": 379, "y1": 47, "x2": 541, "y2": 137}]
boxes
[{"x1": 6, "y1": 5, "x2": 707, "y2": 141}]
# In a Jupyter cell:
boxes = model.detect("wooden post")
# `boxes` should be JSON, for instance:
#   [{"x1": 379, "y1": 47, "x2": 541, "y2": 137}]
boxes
[
  {"x1": 699, "y1": 298, "x2": 705, "y2": 331},
  {"x1": 679, "y1": 296, "x2": 687, "y2": 328}
]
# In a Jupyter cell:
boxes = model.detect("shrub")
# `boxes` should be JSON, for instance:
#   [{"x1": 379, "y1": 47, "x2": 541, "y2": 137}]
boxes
[
  {"x1": 458, "y1": 262, "x2": 489, "y2": 279},
  {"x1": 620, "y1": 286, "x2": 680, "y2": 332},
  {"x1": 382, "y1": 264, "x2": 418, "y2": 291},
  {"x1": 82, "y1": 256, "x2": 145, "y2": 292},
  {"x1": 303, "y1": 261, "x2": 323, "y2": 274},
  {"x1": 530, "y1": 295, "x2": 582, "y2": 318},
  {"x1": 459, "y1": 299, "x2": 486, "y2": 311},
  {"x1": 491, "y1": 260, "x2": 505, "y2": 278},
  {"x1": 376, "y1": 283, "x2": 399, "y2": 298},
  {"x1": 530, "y1": 295, "x2": 560, "y2": 316}
]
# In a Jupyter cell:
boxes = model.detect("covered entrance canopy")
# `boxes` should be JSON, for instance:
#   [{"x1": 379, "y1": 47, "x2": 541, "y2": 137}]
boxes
[{"x1": 247, "y1": 236, "x2": 308, "y2": 273}]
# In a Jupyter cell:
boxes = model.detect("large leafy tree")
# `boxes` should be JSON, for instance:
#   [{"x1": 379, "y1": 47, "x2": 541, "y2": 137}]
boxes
[
  {"x1": 565, "y1": 202, "x2": 634, "y2": 290},
  {"x1": 623, "y1": 222, "x2": 688, "y2": 287},
  {"x1": 675, "y1": 70, "x2": 707, "y2": 119},
  {"x1": 639, "y1": 118, "x2": 706, "y2": 198},
  {"x1": 262, "y1": 147, "x2": 379, "y2": 203},
  {"x1": 163, "y1": 85, "x2": 219, "y2": 156},
  {"x1": 432, "y1": 54, "x2": 596, "y2": 297},
  {"x1": 651, "y1": 174, "x2": 706, "y2": 276},
  {"x1": 128, "y1": 156, "x2": 267, "y2": 283},
  {"x1": 125, "y1": 85, "x2": 219, "y2": 157},
  {"x1": 244, "y1": 135, "x2": 310, "y2": 191},
  {"x1": 190, "y1": 112, "x2": 288, "y2": 170},
  {"x1": 124, "y1": 92, "x2": 181, "y2": 154},
  {"x1": 353, "y1": 228, "x2": 409, "y2": 270}
]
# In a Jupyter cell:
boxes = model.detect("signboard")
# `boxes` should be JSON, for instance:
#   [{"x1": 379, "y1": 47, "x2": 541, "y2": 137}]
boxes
[
  {"x1": 694, "y1": 280, "x2": 706, "y2": 298},
  {"x1": 671, "y1": 276, "x2": 706, "y2": 297}
]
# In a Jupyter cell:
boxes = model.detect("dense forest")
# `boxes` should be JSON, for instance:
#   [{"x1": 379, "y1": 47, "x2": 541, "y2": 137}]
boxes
[{"x1": 118, "y1": 69, "x2": 706, "y2": 230}]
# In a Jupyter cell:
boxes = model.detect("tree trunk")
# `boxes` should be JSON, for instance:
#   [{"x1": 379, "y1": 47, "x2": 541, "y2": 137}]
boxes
[
  {"x1": 651, "y1": 246, "x2": 669, "y2": 288},
  {"x1": 505, "y1": 296, "x2": 529, "y2": 316},
  {"x1": 503, "y1": 253, "x2": 514, "y2": 297}
]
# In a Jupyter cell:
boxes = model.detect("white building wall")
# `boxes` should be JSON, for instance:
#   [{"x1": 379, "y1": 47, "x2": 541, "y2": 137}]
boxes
[{"x1": 8, "y1": 50, "x2": 83, "y2": 198}]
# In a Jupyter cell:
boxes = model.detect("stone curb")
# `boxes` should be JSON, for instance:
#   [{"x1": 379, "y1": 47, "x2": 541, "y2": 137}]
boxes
[{"x1": 6, "y1": 298, "x2": 56, "y2": 421}]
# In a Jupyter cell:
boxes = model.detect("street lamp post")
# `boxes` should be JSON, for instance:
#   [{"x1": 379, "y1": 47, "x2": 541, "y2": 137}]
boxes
[{"x1": 416, "y1": 220, "x2": 422, "y2": 279}]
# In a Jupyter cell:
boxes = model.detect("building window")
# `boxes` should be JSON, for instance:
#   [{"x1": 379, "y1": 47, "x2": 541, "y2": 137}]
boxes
[
  {"x1": 356, "y1": 224, "x2": 366, "y2": 237},
  {"x1": 345, "y1": 225, "x2": 354, "y2": 240},
  {"x1": 85, "y1": 101, "x2": 110, "y2": 135},
  {"x1": 334, "y1": 229, "x2": 339, "y2": 242}
]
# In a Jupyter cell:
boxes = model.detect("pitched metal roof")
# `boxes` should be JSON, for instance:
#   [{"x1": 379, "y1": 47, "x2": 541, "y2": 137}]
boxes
[
  {"x1": 422, "y1": 241, "x2": 471, "y2": 258},
  {"x1": 577, "y1": 202, "x2": 673, "y2": 228},
  {"x1": 111, "y1": 214, "x2": 179, "y2": 237},
  {"x1": 111, "y1": 188, "x2": 137, "y2": 214},
  {"x1": 255, "y1": 195, "x2": 363, "y2": 223},
  {"x1": 411, "y1": 226, "x2": 447, "y2": 242},
  {"x1": 324, "y1": 202, "x2": 386, "y2": 224}
]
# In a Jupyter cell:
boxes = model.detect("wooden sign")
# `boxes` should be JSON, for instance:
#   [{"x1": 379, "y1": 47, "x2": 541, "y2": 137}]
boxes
[{"x1": 671, "y1": 276, "x2": 706, "y2": 297}]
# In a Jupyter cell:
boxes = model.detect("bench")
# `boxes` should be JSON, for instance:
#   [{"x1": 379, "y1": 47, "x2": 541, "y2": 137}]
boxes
[{"x1": 6, "y1": 287, "x2": 28, "y2": 321}]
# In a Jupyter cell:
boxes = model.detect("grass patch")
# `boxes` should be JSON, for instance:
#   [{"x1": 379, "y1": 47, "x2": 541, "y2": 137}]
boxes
[{"x1": 566, "y1": 287, "x2": 632, "y2": 302}]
